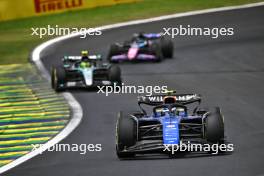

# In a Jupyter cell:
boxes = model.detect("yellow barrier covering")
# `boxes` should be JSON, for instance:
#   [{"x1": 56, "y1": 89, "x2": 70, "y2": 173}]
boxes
[{"x1": 0, "y1": 0, "x2": 138, "y2": 21}]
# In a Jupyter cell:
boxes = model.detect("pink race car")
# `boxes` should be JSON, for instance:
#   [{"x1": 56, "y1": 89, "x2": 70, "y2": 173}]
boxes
[{"x1": 107, "y1": 33, "x2": 173, "y2": 63}]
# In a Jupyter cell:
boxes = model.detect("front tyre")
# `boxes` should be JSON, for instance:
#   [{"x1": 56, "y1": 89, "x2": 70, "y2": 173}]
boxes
[
  {"x1": 160, "y1": 38, "x2": 173, "y2": 58},
  {"x1": 149, "y1": 43, "x2": 163, "y2": 62},
  {"x1": 116, "y1": 111, "x2": 137, "y2": 158},
  {"x1": 108, "y1": 44, "x2": 120, "y2": 63},
  {"x1": 108, "y1": 65, "x2": 122, "y2": 85},
  {"x1": 51, "y1": 67, "x2": 66, "y2": 92},
  {"x1": 205, "y1": 107, "x2": 224, "y2": 143}
]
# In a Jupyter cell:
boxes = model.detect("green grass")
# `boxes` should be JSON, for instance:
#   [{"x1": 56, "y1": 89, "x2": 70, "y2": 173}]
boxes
[{"x1": 0, "y1": 0, "x2": 263, "y2": 65}]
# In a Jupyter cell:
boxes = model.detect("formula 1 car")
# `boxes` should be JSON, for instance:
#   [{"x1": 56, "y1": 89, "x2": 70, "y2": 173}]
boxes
[
  {"x1": 108, "y1": 33, "x2": 173, "y2": 63},
  {"x1": 51, "y1": 54, "x2": 122, "y2": 91},
  {"x1": 116, "y1": 91, "x2": 225, "y2": 158}
]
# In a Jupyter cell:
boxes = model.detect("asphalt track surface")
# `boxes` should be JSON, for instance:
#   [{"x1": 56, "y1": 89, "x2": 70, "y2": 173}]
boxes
[{"x1": 5, "y1": 5, "x2": 264, "y2": 176}]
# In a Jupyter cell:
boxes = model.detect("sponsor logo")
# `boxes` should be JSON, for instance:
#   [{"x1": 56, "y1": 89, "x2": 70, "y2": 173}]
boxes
[
  {"x1": 31, "y1": 25, "x2": 102, "y2": 38},
  {"x1": 31, "y1": 143, "x2": 102, "y2": 155},
  {"x1": 162, "y1": 26, "x2": 234, "y2": 39},
  {"x1": 97, "y1": 83, "x2": 168, "y2": 96},
  {"x1": 146, "y1": 94, "x2": 198, "y2": 102},
  {"x1": 34, "y1": 0, "x2": 83, "y2": 13},
  {"x1": 163, "y1": 141, "x2": 234, "y2": 155}
]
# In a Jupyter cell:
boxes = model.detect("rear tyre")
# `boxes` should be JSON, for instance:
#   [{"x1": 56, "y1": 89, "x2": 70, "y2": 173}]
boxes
[
  {"x1": 205, "y1": 107, "x2": 224, "y2": 143},
  {"x1": 108, "y1": 44, "x2": 120, "y2": 63},
  {"x1": 51, "y1": 67, "x2": 56, "y2": 89},
  {"x1": 160, "y1": 38, "x2": 173, "y2": 58},
  {"x1": 108, "y1": 65, "x2": 122, "y2": 85},
  {"x1": 149, "y1": 43, "x2": 163, "y2": 62},
  {"x1": 116, "y1": 111, "x2": 137, "y2": 158},
  {"x1": 51, "y1": 67, "x2": 66, "y2": 92}
]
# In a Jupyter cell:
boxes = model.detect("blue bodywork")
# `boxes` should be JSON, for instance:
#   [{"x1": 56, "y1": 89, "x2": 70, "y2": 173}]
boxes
[
  {"x1": 138, "y1": 111, "x2": 188, "y2": 145},
  {"x1": 137, "y1": 94, "x2": 203, "y2": 145}
]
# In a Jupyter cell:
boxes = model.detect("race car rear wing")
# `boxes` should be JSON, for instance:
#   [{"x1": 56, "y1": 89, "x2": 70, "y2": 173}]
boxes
[
  {"x1": 63, "y1": 55, "x2": 102, "y2": 61},
  {"x1": 143, "y1": 33, "x2": 162, "y2": 39},
  {"x1": 138, "y1": 93, "x2": 201, "y2": 106}
]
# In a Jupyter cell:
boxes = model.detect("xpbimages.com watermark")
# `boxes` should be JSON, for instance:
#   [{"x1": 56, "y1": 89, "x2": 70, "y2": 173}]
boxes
[
  {"x1": 31, "y1": 25, "x2": 102, "y2": 38},
  {"x1": 31, "y1": 143, "x2": 102, "y2": 155},
  {"x1": 97, "y1": 83, "x2": 168, "y2": 96},
  {"x1": 163, "y1": 141, "x2": 234, "y2": 154},
  {"x1": 162, "y1": 25, "x2": 234, "y2": 39}
]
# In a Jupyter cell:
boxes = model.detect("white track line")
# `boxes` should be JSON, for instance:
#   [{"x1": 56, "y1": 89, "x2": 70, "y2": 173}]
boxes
[{"x1": 1, "y1": 1, "x2": 263, "y2": 174}]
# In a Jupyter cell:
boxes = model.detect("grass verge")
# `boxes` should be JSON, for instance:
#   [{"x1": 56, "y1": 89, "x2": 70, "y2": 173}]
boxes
[
  {"x1": 0, "y1": 64, "x2": 70, "y2": 167},
  {"x1": 0, "y1": 0, "x2": 263, "y2": 65}
]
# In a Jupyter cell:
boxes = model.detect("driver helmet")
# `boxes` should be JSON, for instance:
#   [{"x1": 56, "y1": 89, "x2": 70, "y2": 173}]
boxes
[
  {"x1": 133, "y1": 33, "x2": 145, "y2": 42},
  {"x1": 163, "y1": 96, "x2": 176, "y2": 104},
  {"x1": 81, "y1": 50, "x2": 89, "y2": 61},
  {"x1": 138, "y1": 32, "x2": 144, "y2": 38}
]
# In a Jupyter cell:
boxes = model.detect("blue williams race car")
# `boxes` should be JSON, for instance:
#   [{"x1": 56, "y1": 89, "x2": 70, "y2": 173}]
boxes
[
  {"x1": 51, "y1": 51, "x2": 122, "y2": 91},
  {"x1": 108, "y1": 33, "x2": 173, "y2": 63},
  {"x1": 116, "y1": 91, "x2": 226, "y2": 158}
]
